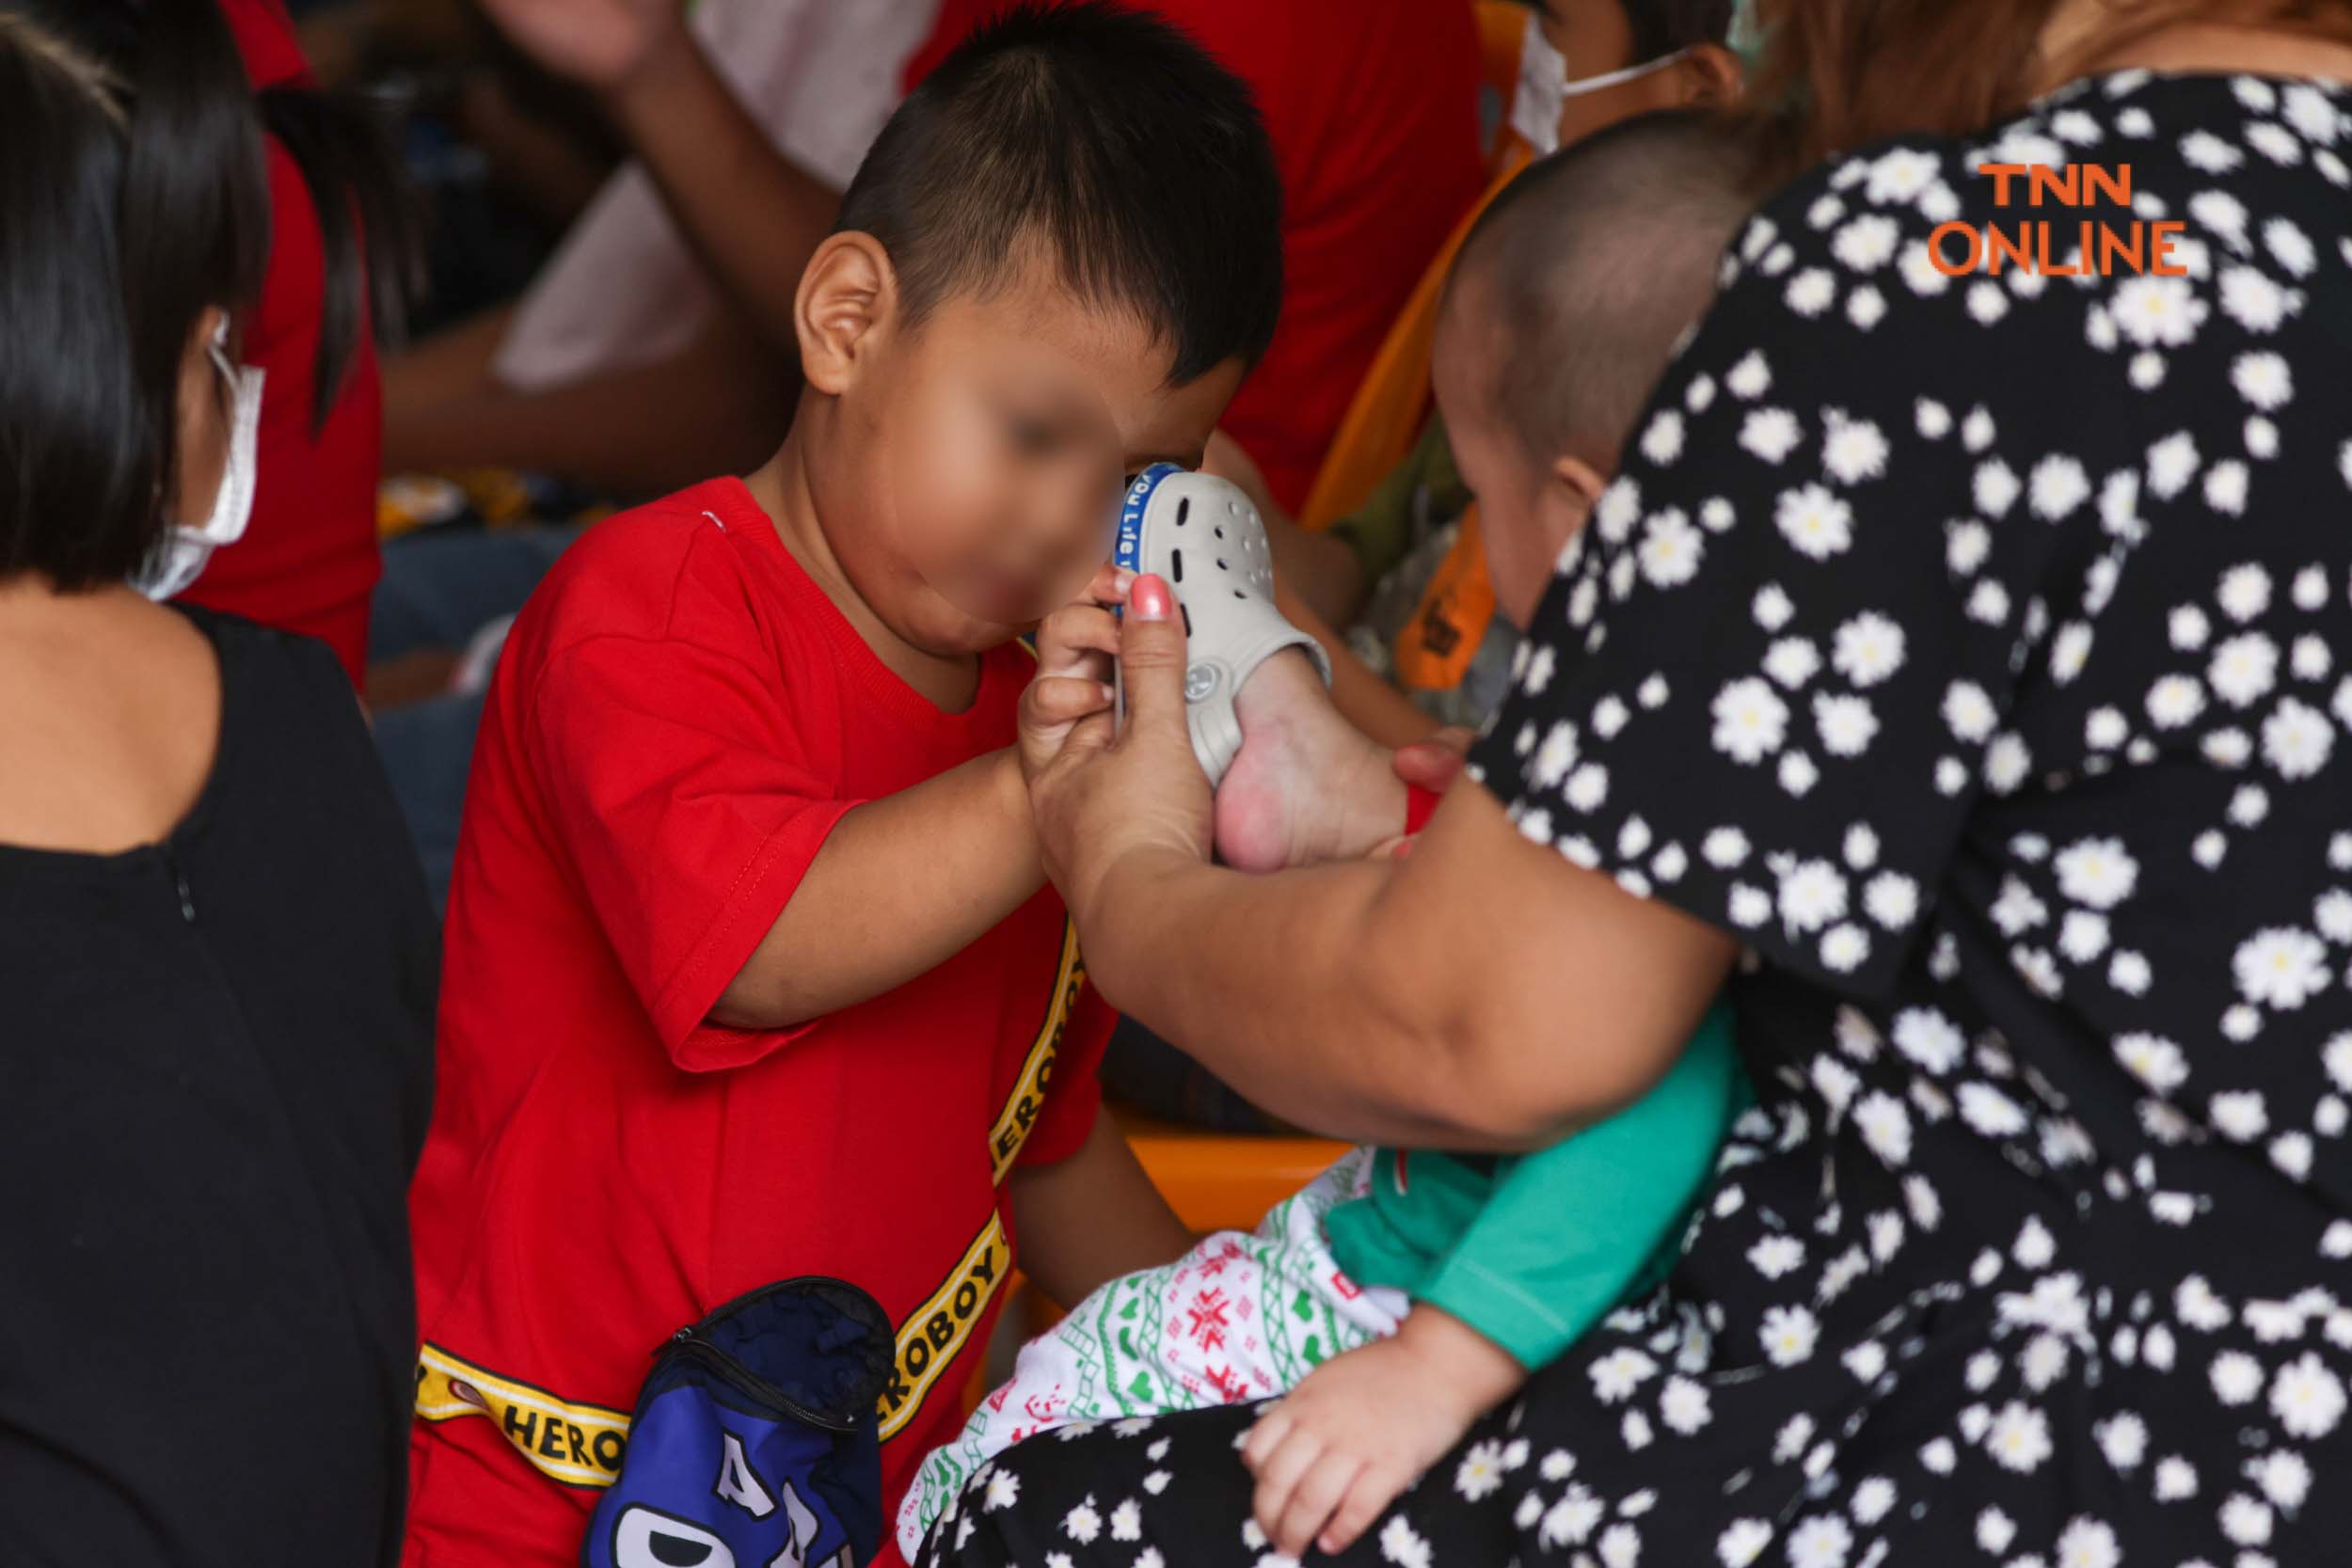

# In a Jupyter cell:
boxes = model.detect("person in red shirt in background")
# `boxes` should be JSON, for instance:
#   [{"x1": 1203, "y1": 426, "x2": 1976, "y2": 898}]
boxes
[
  {"x1": 907, "y1": 0, "x2": 1483, "y2": 512},
  {"x1": 197, "y1": 0, "x2": 415, "y2": 685}
]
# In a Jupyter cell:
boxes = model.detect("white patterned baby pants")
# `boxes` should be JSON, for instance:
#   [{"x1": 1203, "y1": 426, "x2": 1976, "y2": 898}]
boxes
[{"x1": 896, "y1": 1148, "x2": 1405, "y2": 1559}]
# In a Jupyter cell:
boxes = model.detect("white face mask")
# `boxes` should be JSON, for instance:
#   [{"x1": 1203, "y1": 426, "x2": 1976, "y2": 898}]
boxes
[
  {"x1": 133, "y1": 319, "x2": 264, "y2": 602},
  {"x1": 1509, "y1": 15, "x2": 1694, "y2": 156}
]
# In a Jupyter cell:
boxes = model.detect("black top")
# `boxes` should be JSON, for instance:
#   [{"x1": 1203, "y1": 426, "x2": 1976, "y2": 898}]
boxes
[
  {"x1": 912, "y1": 70, "x2": 2352, "y2": 1568},
  {"x1": 0, "y1": 609, "x2": 437, "y2": 1565}
]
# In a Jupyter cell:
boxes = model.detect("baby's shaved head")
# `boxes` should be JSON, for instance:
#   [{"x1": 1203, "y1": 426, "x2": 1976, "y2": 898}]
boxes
[{"x1": 1447, "y1": 110, "x2": 1760, "y2": 469}]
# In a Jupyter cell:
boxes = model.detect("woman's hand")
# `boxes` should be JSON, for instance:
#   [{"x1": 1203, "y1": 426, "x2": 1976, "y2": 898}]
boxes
[
  {"x1": 1025, "y1": 573, "x2": 1214, "y2": 926},
  {"x1": 473, "y1": 0, "x2": 691, "y2": 95}
]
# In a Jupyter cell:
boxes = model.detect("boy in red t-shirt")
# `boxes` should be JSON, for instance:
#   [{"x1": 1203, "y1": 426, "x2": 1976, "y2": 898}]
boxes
[{"x1": 404, "y1": 10, "x2": 1292, "y2": 1564}]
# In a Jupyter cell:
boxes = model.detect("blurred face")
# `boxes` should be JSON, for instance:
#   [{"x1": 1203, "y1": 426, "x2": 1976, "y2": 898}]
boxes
[
  {"x1": 797, "y1": 236, "x2": 1244, "y2": 657},
  {"x1": 1432, "y1": 276, "x2": 1608, "y2": 633},
  {"x1": 1519, "y1": 2, "x2": 1741, "y2": 154}
]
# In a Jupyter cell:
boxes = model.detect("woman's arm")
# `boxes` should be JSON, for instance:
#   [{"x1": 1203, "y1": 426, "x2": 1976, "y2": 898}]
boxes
[{"x1": 1033, "y1": 585, "x2": 1736, "y2": 1151}]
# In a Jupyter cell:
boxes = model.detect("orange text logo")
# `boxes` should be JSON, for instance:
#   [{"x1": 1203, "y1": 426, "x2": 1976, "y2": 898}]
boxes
[{"x1": 1931, "y1": 163, "x2": 2186, "y2": 278}]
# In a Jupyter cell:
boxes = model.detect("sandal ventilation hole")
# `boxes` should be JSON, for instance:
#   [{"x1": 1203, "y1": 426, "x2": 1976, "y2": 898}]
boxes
[
  {"x1": 1175, "y1": 498, "x2": 1191, "y2": 527},
  {"x1": 1216, "y1": 558, "x2": 1229, "y2": 573},
  {"x1": 1181, "y1": 602, "x2": 1193, "y2": 638},
  {"x1": 1169, "y1": 548, "x2": 1184, "y2": 583}
]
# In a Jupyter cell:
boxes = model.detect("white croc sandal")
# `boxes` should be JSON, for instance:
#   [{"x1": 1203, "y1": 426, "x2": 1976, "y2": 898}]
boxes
[{"x1": 1112, "y1": 464, "x2": 1331, "y2": 786}]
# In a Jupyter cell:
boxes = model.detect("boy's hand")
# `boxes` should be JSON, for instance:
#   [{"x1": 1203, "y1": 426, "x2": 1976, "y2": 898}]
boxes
[
  {"x1": 1241, "y1": 1306, "x2": 1525, "y2": 1560},
  {"x1": 1018, "y1": 563, "x2": 1131, "y2": 784}
]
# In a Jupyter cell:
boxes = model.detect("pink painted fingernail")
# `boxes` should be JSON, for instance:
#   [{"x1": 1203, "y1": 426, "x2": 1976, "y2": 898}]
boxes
[{"x1": 1131, "y1": 574, "x2": 1172, "y2": 622}]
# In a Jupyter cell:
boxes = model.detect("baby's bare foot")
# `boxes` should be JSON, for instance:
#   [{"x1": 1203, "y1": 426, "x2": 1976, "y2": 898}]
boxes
[{"x1": 1213, "y1": 650, "x2": 1406, "y2": 873}]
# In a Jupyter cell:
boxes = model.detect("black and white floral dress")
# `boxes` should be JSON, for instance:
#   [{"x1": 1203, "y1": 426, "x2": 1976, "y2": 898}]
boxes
[{"x1": 920, "y1": 70, "x2": 2352, "y2": 1568}]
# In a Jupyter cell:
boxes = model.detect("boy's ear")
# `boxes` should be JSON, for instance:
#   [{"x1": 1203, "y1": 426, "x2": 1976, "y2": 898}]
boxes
[
  {"x1": 795, "y1": 232, "x2": 898, "y2": 396},
  {"x1": 1536, "y1": 452, "x2": 1613, "y2": 558},
  {"x1": 1674, "y1": 43, "x2": 1748, "y2": 108}
]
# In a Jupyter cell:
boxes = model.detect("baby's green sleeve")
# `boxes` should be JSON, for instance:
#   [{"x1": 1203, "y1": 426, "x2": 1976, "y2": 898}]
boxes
[{"x1": 1411, "y1": 1006, "x2": 1745, "y2": 1370}]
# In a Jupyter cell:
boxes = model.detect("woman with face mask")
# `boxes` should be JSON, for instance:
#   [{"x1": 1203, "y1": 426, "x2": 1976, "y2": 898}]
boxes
[{"x1": 0, "y1": 3, "x2": 437, "y2": 1561}]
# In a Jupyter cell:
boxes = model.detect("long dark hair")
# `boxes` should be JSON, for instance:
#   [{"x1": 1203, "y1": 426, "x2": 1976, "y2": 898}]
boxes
[
  {"x1": 0, "y1": 0, "x2": 269, "y2": 589},
  {"x1": 256, "y1": 82, "x2": 421, "y2": 431}
]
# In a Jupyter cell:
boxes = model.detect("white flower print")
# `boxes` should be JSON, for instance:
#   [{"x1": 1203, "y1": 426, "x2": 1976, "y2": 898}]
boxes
[
  {"x1": 1108, "y1": 1498, "x2": 1142, "y2": 1541},
  {"x1": 1598, "y1": 1523, "x2": 1641, "y2": 1568},
  {"x1": 2219, "y1": 264, "x2": 2290, "y2": 332},
  {"x1": 2270, "y1": 1352, "x2": 2347, "y2": 1437},
  {"x1": 1846, "y1": 287, "x2": 1887, "y2": 330},
  {"x1": 2220, "y1": 1493, "x2": 2274, "y2": 1547},
  {"x1": 2212, "y1": 1351, "x2": 2266, "y2": 1405},
  {"x1": 1712, "y1": 678, "x2": 1790, "y2": 765},
  {"x1": 1641, "y1": 410, "x2": 1686, "y2": 467},
  {"x1": 2146, "y1": 673, "x2": 2207, "y2": 728},
  {"x1": 2183, "y1": 128, "x2": 2244, "y2": 170},
  {"x1": 2096, "y1": 1413, "x2": 2148, "y2": 1472},
  {"x1": 2055, "y1": 1517, "x2": 2121, "y2": 1568},
  {"x1": 2204, "y1": 459, "x2": 2249, "y2": 514},
  {"x1": 1377, "y1": 1513, "x2": 1432, "y2": 1568},
  {"x1": 1984, "y1": 734, "x2": 2032, "y2": 794},
  {"x1": 2211, "y1": 1091, "x2": 2268, "y2": 1142},
  {"x1": 2263, "y1": 696, "x2": 2335, "y2": 778},
  {"x1": 2253, "y1": 1449, "x2": 2312, "y2": 1512},
  {"x1": 1532, "y1": 722, "x2": 1579, "y2": 789},
  {"x1": 1759, "y1": 1305, "x2": 1820, "y2": 1366},
  {"x1": 2111, "y1": 275, "x2": 2206, "y2": 345},
  {"x1": 1062, "y1": 1497, "x2": 1102, "y2": 1544},
  {"x1": 1785, "y1": 1514, "x2": 1851, "y2": 1568},
  {"x1": 1973, "y1": 459, "x2": 2022, "y2": 518},
  {"x1": 2056, "y1": 837, "x2": 2138, "y2": 908},
  {"x1": 1717, "y1": 1519, "x2": 1773, "y2": 1568},
  {"x1": 1778, "y1": 861, "x2": 1849, "y2": 933},
  {"x1": 1660, "y1": 1377, "x2": 1711, "y2": 1435},
  {"x1": 1976, "y1": 1509, "x2": 2017, "y2": 1554},
  {"x1": 2155, "y1": 1456, "x2": 2200, "y2": 1501},
  {"x1": 1943, "y1": 680, "x2": 1998, "y2": 742},
  {"x1": 1821, "y1": 411, "x2": 1890, "y2": 485},
  {"x1": 1590, "y1": 1348, "x2": 1659, "y2": 1404},
  {"x1": 1814, "y1": 694, "x2": 1879, "y2": 756},
  {"x1": 2233, "y1": 927, "x2": 2329, "y2": 1008},
  {"x1": 1764, "y1": 638, "x2": 1821, "y2": 689},
  {"x1": 2233, "y1": 350, "x2": 2294, "y2": 408},
  {"x1": 985, "y1": 1469, "x2": 1022, "y2": 1512},
  {"x1": 1752, "y1": 583, "x2": 1794, "y2": 631},
  {"x1": 1775, "y1": 483, "x2": 1853, "y2": 558},
  {"x1": 1833, "y1": 612, "x2": 1906, "y2": 687},
  {"x1": 1853, "y1": 1094, "x2": 1914, "y2": 1167},
  {"x1": 2148, "y1": 431, "x2": 2201, "y2": 498},
  {"x1": 1986, "y1": 1402, "x2": 2054, "y2": 1473},
  {"x1": 1639, "y1": 511, "x2": 1705, "y2": 588},
  {"x1": 1725, "y1": 349, "x2": 1772, "y2": 399},
  {"x1": 1947, "y1": 519, "x2": 1990, "y2": 574},
  {"x1": 1786, "y1": 269, "x2": 1837, "y2": 317},
  {"x1": 2209, "y1": 632, "x2": 2278, "y2": 706},
  {"x1": 1832, "y1": 214, "x2": 1901, "y2": 272},
  {"x1": 1453, "y1": 1438, "x2": 1506, "y2": 1501}
]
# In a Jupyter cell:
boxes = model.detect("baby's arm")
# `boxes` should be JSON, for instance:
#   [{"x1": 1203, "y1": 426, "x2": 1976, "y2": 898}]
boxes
[
  {"x1": 1242, "y1": 1303, "x2": 1523, "y2": 1559},
  {"x1": 1242, "y1": 1009, "x2": 1745, "y2": 1557},
  {"x1": 713, "y1": 567, "x2": 1125, "y2": 1029}
]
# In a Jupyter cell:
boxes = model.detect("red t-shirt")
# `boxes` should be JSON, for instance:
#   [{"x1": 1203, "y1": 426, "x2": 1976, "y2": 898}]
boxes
[
  {"x1": 405, "y1": 479, "x2": 1111, "y2": 1567},
  {"x1": 905, "y1": 0, "x2": 1482, "y2": 514},
  {"x1": 191, "y1": 0, "x2": 384, "y2": 685}
]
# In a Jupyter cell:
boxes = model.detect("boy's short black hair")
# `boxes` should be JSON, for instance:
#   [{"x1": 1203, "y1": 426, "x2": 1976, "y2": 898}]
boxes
[
  {"x1": 1515, "y1": 0, "x2": 1738, "y2": 64},
  {"x1": 1452, "y1": 109, "x2": 1758, "y2": 467},
  {"x1": 834, "y1": 1, "x2": 1284, "y2": 386},
  {"x1": 0, "y1": 0, "x2": 268, "y2": 590}
]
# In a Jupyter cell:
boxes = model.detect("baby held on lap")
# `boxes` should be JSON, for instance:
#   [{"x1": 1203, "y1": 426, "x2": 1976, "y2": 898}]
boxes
[{"x1": 904, "y1": 110, "x2": 1764, "y2": 1564}]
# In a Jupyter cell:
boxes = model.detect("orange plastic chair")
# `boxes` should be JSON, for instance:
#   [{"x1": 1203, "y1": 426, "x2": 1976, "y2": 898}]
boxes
[
  {"x1": 1295, "y1": 4, "x2": 1534, "y2": 534},
  {"x1": 1118, "y1": 1112, "x2": 1350, "y2": 1236}
]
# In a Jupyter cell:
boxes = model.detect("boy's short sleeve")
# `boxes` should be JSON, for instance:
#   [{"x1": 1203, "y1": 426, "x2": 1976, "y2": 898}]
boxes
[
  {"x1": 528, "y1": 632, "x2": 861, "y2": 1070},
  {"x1": 1013, "y1": 974, "x2": 1116, "y2": 1169}
]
